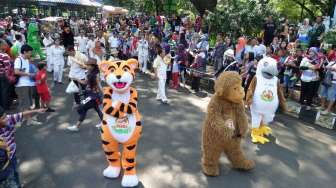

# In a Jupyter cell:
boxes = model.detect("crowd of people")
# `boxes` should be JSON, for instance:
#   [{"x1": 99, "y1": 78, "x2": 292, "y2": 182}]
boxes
[{"x1": 0, "y1": 11, "x2": 335, "y2": 187}]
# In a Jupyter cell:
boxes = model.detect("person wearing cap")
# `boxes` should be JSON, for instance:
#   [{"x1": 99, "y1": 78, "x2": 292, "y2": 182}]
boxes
[
  {"x1": 67, "y1": 58, "x2": 103, "y2": 132},
  {"x1": 50, "y1": 37, "x2": 65, "y2": 84},
  {"x1": 215, "y1": 48, "x2": 238, "y2": 78},
  {"x1": 299, "y1": 47, "x2": 321, "y2": 109}
]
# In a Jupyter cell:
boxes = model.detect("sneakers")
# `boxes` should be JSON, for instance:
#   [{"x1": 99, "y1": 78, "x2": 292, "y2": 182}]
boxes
[
  {"x1": 161, "y1": 99, "x2": 169, "y2": 104},
  {"x1": 26, "y1": 118, "x2": 43, "y2": 126},
  {"x1": 67, "y1": 125, "x2": 79, "y2": 132},
  {"x1": 46, "y1": 108, "x2": 56, "y2": 112}
]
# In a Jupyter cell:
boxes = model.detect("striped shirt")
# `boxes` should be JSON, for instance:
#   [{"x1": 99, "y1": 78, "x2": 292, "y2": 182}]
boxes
[
  {"x1": 0, "y1": 113, "x2": 23, "y2": 159},
  {"x1": 0, "y1": 52, "x2": 11, "y2": 75}
]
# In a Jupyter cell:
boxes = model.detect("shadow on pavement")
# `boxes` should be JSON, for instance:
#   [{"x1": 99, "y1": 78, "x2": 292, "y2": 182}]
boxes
[{"x1": 14, "y1": 73, "x2": 336, "y2": 188}]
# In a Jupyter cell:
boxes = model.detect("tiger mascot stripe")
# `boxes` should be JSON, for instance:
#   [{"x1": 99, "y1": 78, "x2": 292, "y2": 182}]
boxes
[{"x1": 99, "y1": 59, "x2": 142, "y2": 187}]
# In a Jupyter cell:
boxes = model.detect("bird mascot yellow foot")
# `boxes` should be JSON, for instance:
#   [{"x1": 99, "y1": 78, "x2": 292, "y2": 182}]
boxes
[
  {"x1": 259, "y1": 124, "x2": 272, "y2": 136},
  {"x1": 251, "y1": 128, "x2": 269, "y2": 144}
]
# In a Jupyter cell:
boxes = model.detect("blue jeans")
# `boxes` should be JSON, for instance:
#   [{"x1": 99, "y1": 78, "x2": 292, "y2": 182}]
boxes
[
  {"x1": 284, "y1": 75, "x2": 296, "y2": 89},
  {"x1": 0, "y1": 156, "x2": 20, "y2": 188},
  {"x1": 320, "y1": 83, "x2": 336, "y2": 102}
]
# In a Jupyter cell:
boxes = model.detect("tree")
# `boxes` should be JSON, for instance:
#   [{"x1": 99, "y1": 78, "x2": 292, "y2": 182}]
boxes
[
  {"x1": 209, "y1": 0, "x2": 279, "y2": 38},
  {"x1": 189, "y1": 0, "x2": 217, "y2": 15},
  {"x1": 272, "y1": 0, "x2": 336, "y2": 21}
]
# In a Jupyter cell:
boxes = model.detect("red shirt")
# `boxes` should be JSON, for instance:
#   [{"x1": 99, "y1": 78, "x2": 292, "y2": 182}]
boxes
[
  {"x1": 328, "y1": 50, "x2": 336, "y2": 61},
  {"x1": 35, "y1": 70, "x2": 49, "y2": 94}
]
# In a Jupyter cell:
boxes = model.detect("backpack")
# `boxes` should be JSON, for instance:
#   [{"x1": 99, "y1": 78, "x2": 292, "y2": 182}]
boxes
[{"x1": 13, "y1": 57, "x2": 23, "y2": 85}]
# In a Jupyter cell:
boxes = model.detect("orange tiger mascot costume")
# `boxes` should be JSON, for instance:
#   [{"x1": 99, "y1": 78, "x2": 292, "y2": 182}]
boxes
[{"x1": 99, "y1": 58, "x2": 141, "y2": 187}]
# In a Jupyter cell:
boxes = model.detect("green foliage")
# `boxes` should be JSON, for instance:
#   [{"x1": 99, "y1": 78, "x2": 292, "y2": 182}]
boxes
[
  {"x1": 209, "y1": 0, "x2": 279, "y2": 38},
  {"x1": 272, "y1": 0, "x2": 336, "y2": 21},
  {"x1": 323, "y1": 28, "x2": 336, "y2": 45}
]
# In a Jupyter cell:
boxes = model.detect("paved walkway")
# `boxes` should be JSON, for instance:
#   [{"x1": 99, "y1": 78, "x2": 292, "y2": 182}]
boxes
[{"x1": 15, "y1": 74, "x2": 336, "y2": 188}]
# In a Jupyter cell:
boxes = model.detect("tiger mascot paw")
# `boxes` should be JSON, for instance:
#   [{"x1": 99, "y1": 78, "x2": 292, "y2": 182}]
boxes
[
  {"x1": 103, "y1": 166, "x2": 121, "y2": 179},
  {"x1": 122, "y1": 175, "x2": 139, "y2": 187}
]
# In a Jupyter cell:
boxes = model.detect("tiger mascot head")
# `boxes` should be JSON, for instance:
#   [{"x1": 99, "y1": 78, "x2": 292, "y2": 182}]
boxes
[{"x1": 99, "y1": 59, "x2": 138, "y2": 93}]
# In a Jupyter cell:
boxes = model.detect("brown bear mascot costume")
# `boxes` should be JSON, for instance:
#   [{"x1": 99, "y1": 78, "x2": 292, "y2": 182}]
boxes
[{"x1": 201, "y1": 71, "x2": 255, "y2": 176}]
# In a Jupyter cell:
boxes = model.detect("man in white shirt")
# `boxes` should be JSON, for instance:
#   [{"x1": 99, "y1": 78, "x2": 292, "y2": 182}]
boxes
[
  {"x1": 108, "y1": 32, "x2": 119, "y2": 50},
  {"x1": 87, "y1": 34, "x2": 95, "y2": 58},
  {"x1": 153, "y1": 47, "x2": 168, "y2": 103},
  {"x1": 67, "y1": 47, "x2": 88, "y2": 105},
  {"x1": 254, "y1": 37, "x2": 267, "y2": 57},
  {"x1": 19, "y1": 19, "x2": 26, "y2": 30},
  {"x1": 43, "y1": 33, "x2": 54, "y2": 72},
  {"x1": 14, "y1": 44, "x2": 35, "y2": 111},
  {"x1": 76, "y1": 31, "x2": 88, "y2": 55}
]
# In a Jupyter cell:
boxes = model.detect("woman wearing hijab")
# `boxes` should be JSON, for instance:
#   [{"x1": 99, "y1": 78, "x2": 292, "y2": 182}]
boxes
[
  {"x1": 235, "y1": 37, "x2": 246, "y2": 64},
  {"x1": 299, "y1": 47, "x2": 321, "y2": 109}
]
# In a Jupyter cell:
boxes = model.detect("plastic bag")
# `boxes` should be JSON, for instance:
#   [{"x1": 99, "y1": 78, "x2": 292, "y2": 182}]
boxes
[{"x1": 65, "y1": 80, "x2": 80, "y2": 94}]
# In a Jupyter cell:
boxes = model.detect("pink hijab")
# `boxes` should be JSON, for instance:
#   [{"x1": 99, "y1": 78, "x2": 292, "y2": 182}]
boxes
[{"x1": 236, "y1": 37, "x2": 246, "y2": 54}]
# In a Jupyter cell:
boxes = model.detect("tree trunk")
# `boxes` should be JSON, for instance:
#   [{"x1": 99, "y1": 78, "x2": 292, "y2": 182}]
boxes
[{"x1": 189, "y1": 0, "x2": 218, "y2": 15}]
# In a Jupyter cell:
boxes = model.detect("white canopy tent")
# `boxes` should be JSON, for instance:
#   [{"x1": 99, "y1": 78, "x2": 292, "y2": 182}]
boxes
[{"x1": 102, "y1": 5, "x2": 129, "y2": 15}]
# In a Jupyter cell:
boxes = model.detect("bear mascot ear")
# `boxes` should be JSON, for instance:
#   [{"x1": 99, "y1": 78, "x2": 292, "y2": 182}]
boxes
[
  {"x1": 127, "y1": 58, "x2": 139, "y2": 71},
  {"x1": 99, "y1": 60, "x2": 110, "y2": 75}
]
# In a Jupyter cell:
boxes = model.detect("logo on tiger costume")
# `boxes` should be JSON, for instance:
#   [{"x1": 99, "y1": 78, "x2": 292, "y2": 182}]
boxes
[
  {"x1": 111, "y1": 116, "x2": 131, "y2": 134},
  {"x1": 261, "y1": 90, "x2": 274, "y2": 102}
]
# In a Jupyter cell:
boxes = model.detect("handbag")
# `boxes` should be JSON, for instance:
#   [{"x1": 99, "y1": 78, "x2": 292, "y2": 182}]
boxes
[
  {"x1": 65, "y1": 80, "x2": 80, "y2": 94},
  {"x1": 1, "y1": 58, "x2": 21, "y2": 84},
  {"x1": 5, "y1": 67, "x2": 16, "y2": 83}
]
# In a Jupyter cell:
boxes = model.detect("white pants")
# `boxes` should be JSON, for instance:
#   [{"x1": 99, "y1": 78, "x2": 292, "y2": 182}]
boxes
[
  {"x1": 138, "y1": 55, "x2": 148, "y2": 72},
  {"x1": 46, "y1": 53, "x2": 53, "y2": 72},
  {"x1": 250, "y1": 108, "x2": 275, "y2": 128},
  {"x1": 53, "y1": 62, "x2": 64, "y2": 82},
  {"x1": 156, "y1": 78, "x2": 167, "y2": 101}
]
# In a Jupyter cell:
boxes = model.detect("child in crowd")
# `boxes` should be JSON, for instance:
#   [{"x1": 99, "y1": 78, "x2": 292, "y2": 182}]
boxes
[
  {"x1": 0, "y1": 107, "x2": 46, "y2": 188},
  {"x1": 171, "y1": 51, "x2": 180, "y2": 89},
  {"x1": 29, "y1": 59, "x2": 40, "y2": 110},
  {"x1": 153, "y1": 47, "x2": 168, "y2": 104},
  {"x1": 36, "y1": 63, "x2": 55, "y2": 112}
]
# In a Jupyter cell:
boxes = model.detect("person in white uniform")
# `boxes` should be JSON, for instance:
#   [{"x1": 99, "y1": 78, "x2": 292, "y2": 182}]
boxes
[
  {"x1": 76, "y1": 30, "x2": 88, "y2": 55},
  {"x1": 137, "y1": 33, "x2": 149, "y2": 73},
  {"x1": 50, "y1": 38, "x2": 65, "y2": 84},
  {"x1": 153, "y1": 47, "x2": 168, "y2": 103},
  {"x1": 108, "y1": 32, "x2": 119, "y2": 51},
  {"x1": 86, "y1": 34, "x2": 95, "y2": 58},
  {"x1": 43, "y1": 33, "x2": 54, "y2": 72}
]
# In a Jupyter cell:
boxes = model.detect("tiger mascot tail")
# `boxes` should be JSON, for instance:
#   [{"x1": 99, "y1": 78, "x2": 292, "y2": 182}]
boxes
[{"x1": 99, "y1": 58, "x2": 142, "y2": 187}]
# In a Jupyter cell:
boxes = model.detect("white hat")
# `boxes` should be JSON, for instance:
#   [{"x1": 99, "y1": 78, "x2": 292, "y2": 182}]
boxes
[{"x1": 224, "y1": 49, "x2": 234, "y2": 58}]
